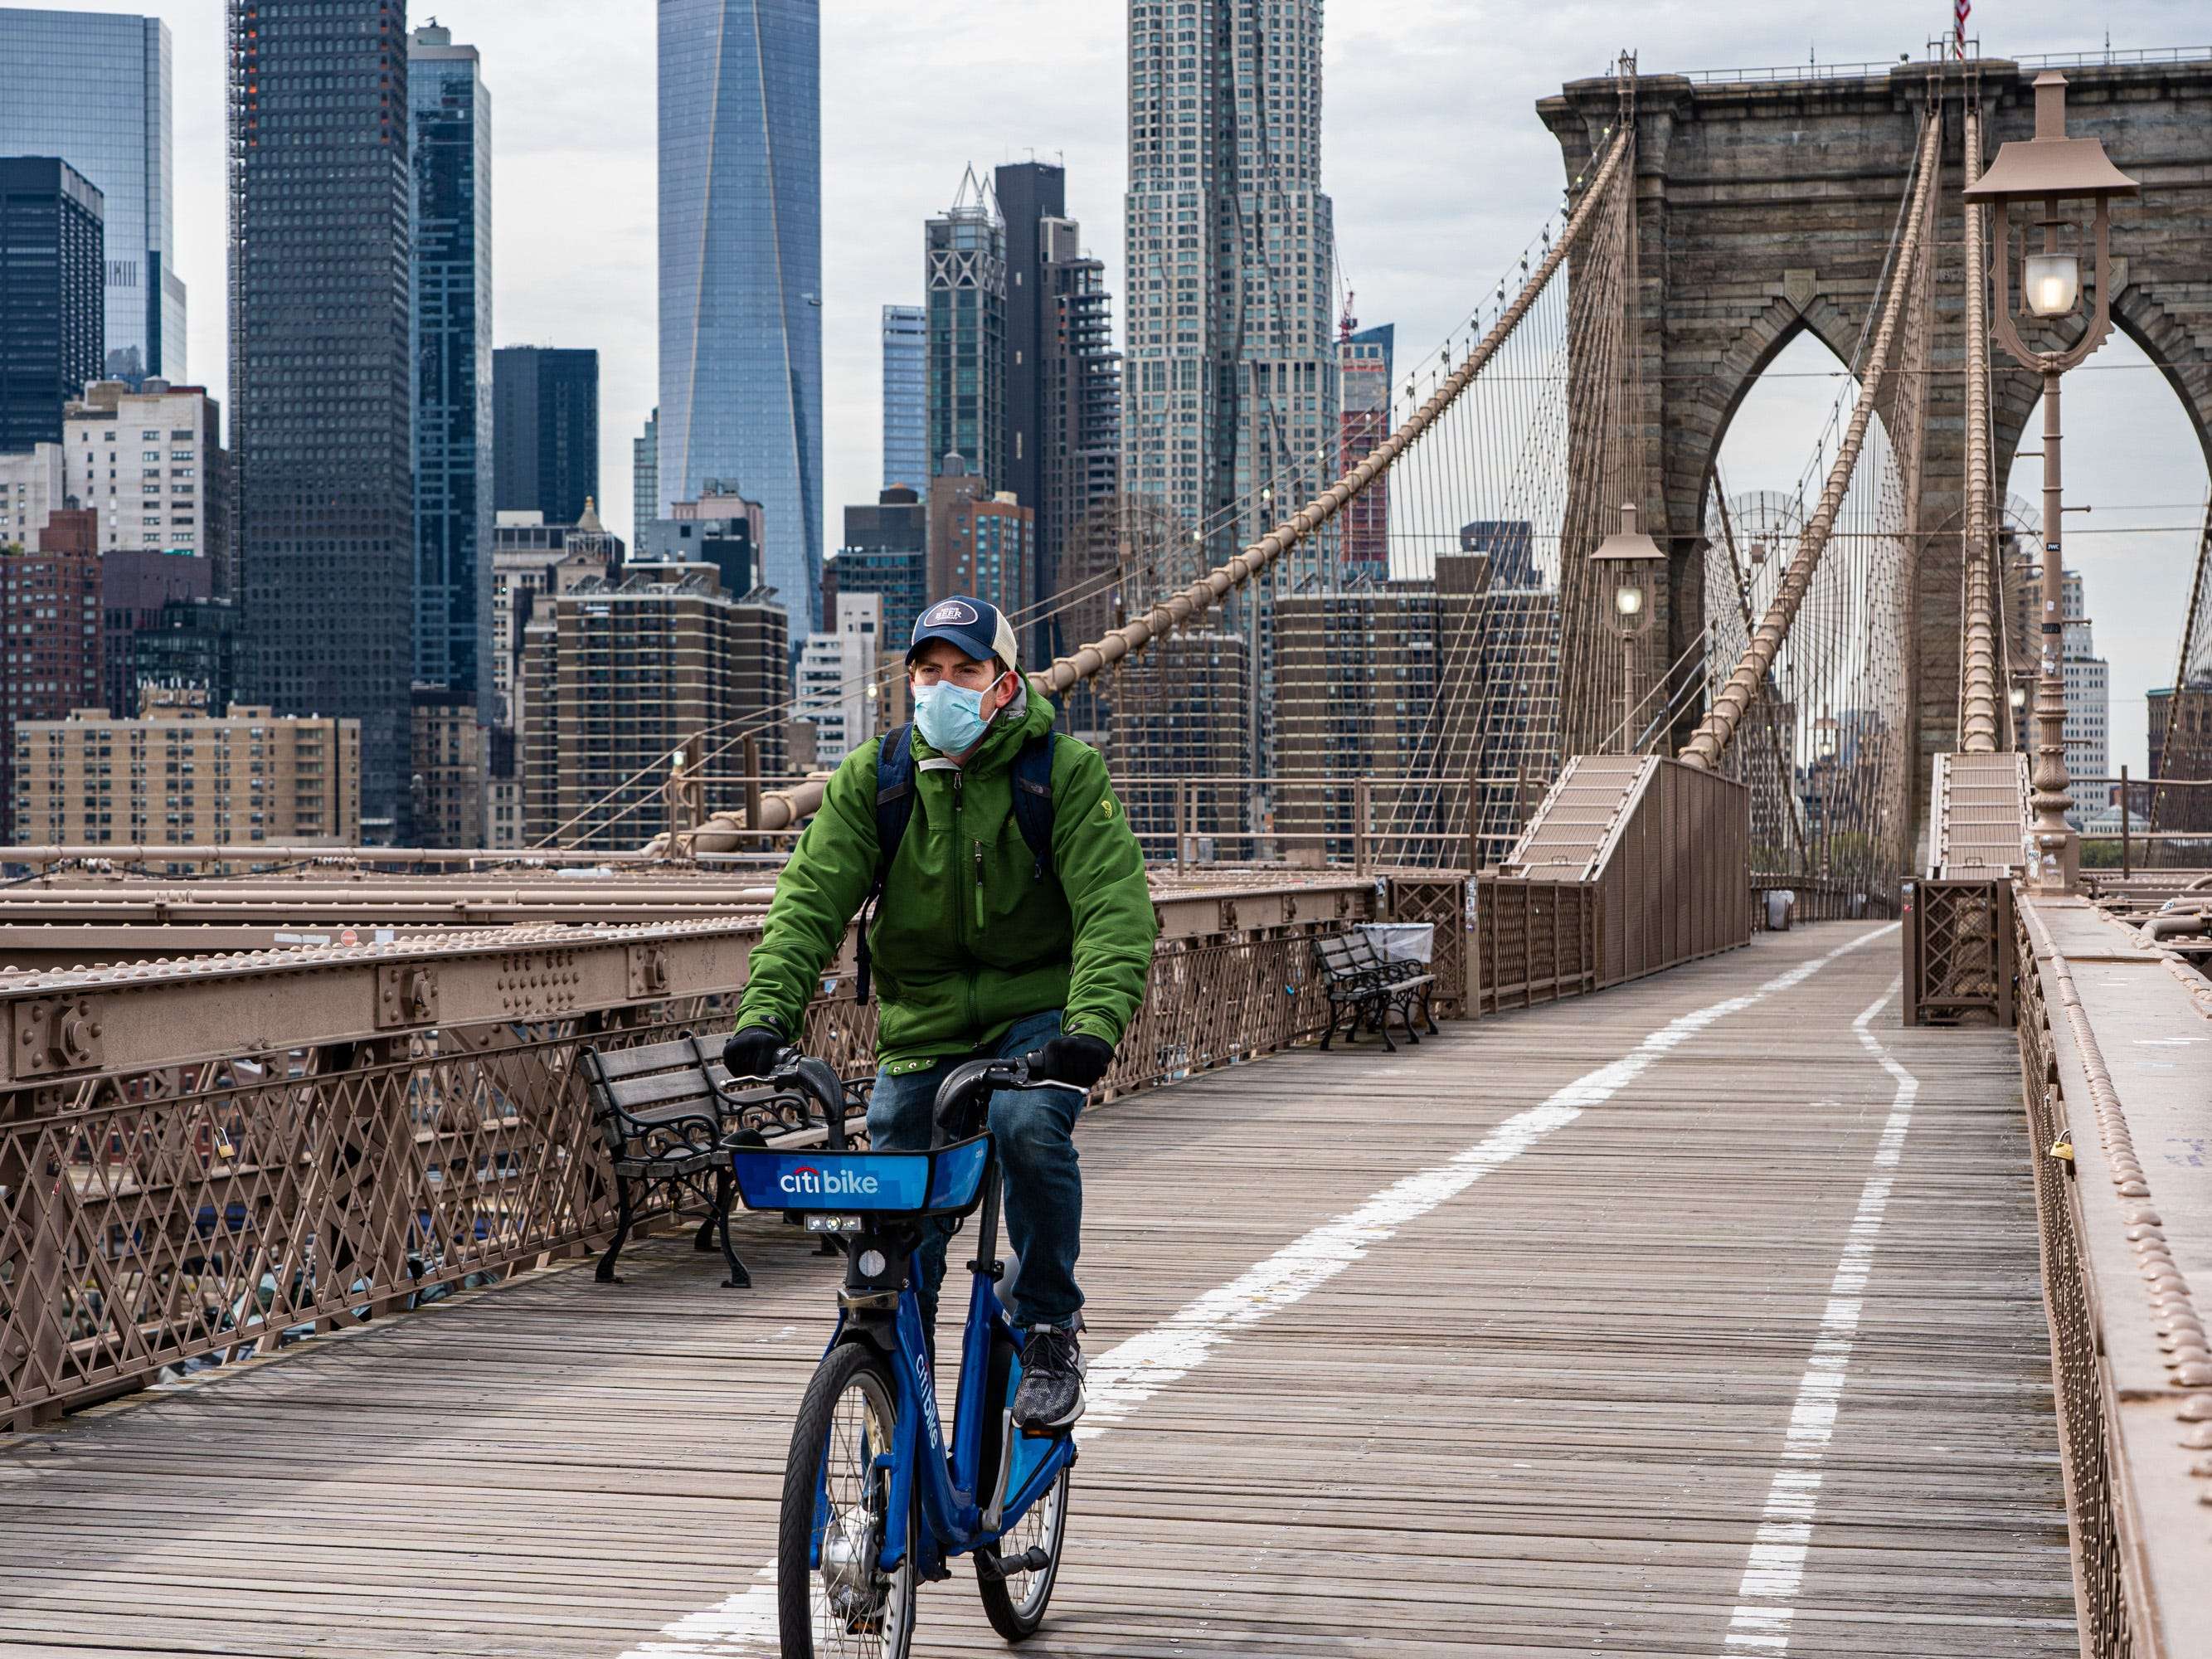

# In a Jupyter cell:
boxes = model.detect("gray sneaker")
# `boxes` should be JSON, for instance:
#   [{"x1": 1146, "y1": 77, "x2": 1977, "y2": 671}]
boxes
[{"x1": 1011, "y1": 1325, "x2": 1085, "y2": 1432}]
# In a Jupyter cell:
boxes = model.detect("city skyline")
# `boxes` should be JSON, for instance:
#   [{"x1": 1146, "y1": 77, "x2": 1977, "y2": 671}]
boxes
[{"x1": 9, "y1": 0, "x2": 2205, "y2": 769}]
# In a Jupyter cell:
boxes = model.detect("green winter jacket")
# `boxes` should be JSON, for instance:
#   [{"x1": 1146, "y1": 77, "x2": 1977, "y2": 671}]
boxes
[{"x1": 735, "y1": 688, "x2": 1159, "y2": 1078}]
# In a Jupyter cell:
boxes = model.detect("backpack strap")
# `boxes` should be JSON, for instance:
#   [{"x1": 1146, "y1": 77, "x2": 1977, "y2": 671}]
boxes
[
  {"x1": 855, "y1": 725, "x2": 916, "y2": 1005},
  {"x1": 874, "y1": 722, "x2": 917, "y2": 879},
  {"x1": 1010, "y1": 731, "x2": 1058, "y2": 882}
]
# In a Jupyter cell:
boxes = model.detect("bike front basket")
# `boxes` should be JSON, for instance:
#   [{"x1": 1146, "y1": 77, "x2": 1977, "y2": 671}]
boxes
[{"x1": 729, "y1": 1132, "x2": 993, "y2": 1220}]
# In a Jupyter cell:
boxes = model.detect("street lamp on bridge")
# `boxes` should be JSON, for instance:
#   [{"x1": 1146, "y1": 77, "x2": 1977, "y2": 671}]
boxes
[
  {"x1": 1592, "y1": 503, "x2": 1661, "y2": 755},
  {"x1": 1965, "y1": 70, "x2": 2137, "y2": 892}
]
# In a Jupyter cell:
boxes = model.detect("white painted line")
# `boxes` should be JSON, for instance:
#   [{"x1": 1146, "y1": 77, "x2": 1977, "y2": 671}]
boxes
[
  {"x1": 1721, "y1": 978, "x2": 1919, "y2": 1655},
  {"x1": 620, "y1": 926, "x2": 1898, "y2": 1656}
]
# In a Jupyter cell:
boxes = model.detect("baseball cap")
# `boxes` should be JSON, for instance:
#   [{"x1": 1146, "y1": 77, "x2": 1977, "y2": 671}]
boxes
[{"x1": 907, "y1": 595, "x2": 1019, "y2": 670}]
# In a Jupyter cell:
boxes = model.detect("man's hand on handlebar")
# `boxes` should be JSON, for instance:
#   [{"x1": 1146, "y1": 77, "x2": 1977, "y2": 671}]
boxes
[
  {"x1": 1025, "y1": 1033, "x2": 1116, "y2": 1090},
  {"x1": 722, "y1": 1024, "x2": 788, "y2": 1081}
]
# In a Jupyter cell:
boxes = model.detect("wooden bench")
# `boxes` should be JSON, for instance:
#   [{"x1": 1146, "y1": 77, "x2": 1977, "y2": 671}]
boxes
[
  {"x1": 1314, "y1": 932, "x2": 1439, "y2": 1053},
  {"x1": 576, "y1": 1034, "x2": 867, "y2": 1289}
]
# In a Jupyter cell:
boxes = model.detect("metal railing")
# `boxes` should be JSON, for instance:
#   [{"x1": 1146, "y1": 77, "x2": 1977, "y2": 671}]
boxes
[
  {"x1": 1, "y1": 873, "x2": 1465, "y2": 1426},
  {"x1": 2013, "y1": 895, "x2": 2212, "y2": 1657},
  {"x1": 1901, "y1": 877, "x2": 2014, "y2": 1025},
  {"x1": 1472, "y1": 877, "x2": 1594, "y2": 1014},
  {"x1": 1673, "y1": 45, "x2": 2210, "y2": 85},
  {"x1": 2013, "y1": 45, "x2": 2212, "y2": 68}
]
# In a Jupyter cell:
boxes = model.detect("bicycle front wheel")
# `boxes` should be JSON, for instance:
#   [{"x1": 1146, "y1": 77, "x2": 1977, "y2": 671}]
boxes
[
  {"x1": 975, "y1": 1462, "x2": 1072, "y2": 1642},
  {"x1": 777, "y1": 1341, "x2": 917, "y2": 1659}
]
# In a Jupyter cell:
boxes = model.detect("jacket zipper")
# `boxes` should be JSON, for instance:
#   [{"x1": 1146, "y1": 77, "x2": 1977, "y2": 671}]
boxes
[
  {"x1": 973, "y1": 839, "x2": 986, "y2": 932},
  {"x1": 951, "y1": 768, "x2": 978, "y2": 1031}
]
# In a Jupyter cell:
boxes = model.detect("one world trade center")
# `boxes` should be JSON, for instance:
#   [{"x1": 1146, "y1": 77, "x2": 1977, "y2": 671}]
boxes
[{"x1": 658, "y1": 0, "x2": 824, "y2": 638}]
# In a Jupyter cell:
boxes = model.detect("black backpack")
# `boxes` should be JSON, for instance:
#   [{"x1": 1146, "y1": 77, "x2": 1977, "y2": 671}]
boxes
[{"x1": 853, "y1": 722, "x2": 1057, "y2": 1002}]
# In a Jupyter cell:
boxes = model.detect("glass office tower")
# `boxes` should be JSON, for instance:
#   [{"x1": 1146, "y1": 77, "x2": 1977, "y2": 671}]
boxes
[
  {"x1": 410, "y1": 23, "x2": 493, "y2": 705},
  {"x1": 493, "y1": 347, "x2": 599, "y2": 524},
  {"x1": 658, "y1": 0, "x2": 823, "y2": 636},
  {"x1": 0, "y1": 9, "x2": 183, "y2": 385},
  {"x1": 0, "y1": 158, "x2": 104, "y2": 451},
  {"x1": 228, "y1": 0, "x2": 416, "y2": 840},
  {"x1": 880, "y1": 304, "x2": 925, "y2": 492}
]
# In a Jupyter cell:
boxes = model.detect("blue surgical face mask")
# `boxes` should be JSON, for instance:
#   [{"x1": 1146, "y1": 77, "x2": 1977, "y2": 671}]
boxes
[{"x1": 912, "y1": 676, "x2": 998, "y2": 753}]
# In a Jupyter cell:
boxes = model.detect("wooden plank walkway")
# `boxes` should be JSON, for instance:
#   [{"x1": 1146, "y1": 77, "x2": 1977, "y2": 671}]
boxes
[{"x1": 0, "y1": 923, "x2": 2073, "y2": 1657}]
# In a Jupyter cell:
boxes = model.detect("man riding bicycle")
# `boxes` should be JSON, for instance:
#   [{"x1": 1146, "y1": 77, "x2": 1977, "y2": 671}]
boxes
[{"x1": 724, "y1": 595, "x2": 1156, "y2": 1432}]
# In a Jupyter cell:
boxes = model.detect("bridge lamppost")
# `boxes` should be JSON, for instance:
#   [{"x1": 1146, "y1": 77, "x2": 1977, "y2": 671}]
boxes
[
  {"x1": 1965, "y1": 71, "x2": 2138, "y2": 892},
  {"x1": 1592, "y1": 504, "x2": 1661, "y2": 755}
]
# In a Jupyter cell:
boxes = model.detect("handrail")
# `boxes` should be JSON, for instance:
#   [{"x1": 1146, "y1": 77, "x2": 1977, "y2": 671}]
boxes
[{"x1": 1959, "y1": 97, "x2": 2001, "y2": 752}]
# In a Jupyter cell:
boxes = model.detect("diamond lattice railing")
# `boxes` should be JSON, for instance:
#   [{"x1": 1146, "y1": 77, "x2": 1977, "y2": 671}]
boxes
[{"x1": 3, "y1": 891, "x2": 1422, "y2": 1422}]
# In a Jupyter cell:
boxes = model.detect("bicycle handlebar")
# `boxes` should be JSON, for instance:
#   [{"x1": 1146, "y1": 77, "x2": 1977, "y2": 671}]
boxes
[
  {"x1": 724, "y1": 1047, "x2": 1060, "y2": 1152},
  {"x1": 931, "y1": 1057, "x2": 1039, "y2": 1148},
  {"x1": 723, "y1": 1047, "x2": 851, "y2": 1150}
]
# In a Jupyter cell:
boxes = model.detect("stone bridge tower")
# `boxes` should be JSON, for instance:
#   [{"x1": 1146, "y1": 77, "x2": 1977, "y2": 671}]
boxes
[{"x1": 1539, "y1": 58, "x2": 2212, "y2": 803}]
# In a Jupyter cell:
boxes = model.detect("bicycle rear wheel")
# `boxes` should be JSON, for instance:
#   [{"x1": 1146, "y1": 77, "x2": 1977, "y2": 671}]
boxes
[
  {"x1": 777, "y1": 1341, "x2": 917, "y2": 1659},
  {"x1": 975, "y1": 1462, "x2": 1072, "y2": 1642}
]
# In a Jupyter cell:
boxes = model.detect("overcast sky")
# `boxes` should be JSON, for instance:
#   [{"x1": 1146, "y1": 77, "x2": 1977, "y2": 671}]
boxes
[{"x1": 39, "y1": 0, "x2": 2210, "y2": 771}]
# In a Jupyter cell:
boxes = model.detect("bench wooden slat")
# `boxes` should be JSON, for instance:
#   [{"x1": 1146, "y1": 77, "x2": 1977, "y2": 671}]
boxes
[
  {"x1": 585, "y1": 1034, "x2": 722, "y2": 1082},
  {"x1": 600, "y1": 1068, "x2": 727, "y2": 1112}
]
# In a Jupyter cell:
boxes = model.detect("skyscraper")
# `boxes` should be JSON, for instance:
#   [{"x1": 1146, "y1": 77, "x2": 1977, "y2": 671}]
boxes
[
  {"x1": 634, "y1": 406, "x2": 659, "y2": 542},
  {"x1": 228, "y1": 0, "x2": 416, "y2": 840},
  {"x1": 837, "y1": 484, "x2": 928, "y2": 660},
  {"x1": 493, "y1": 347, "x2": 598, "y2": 524},
  {"x1": 64, "y1": 378, "x2": 228, "y2": 576},
  {"x1": 1337, "y1": 314, "x2": 1392, "y2": 579},
  {"x1": 925, "y1": 169, "x2": 1006, "y2": 490},
  {"x1": 1123, "y1": 0, "x2": 1338, "y2": 562},
  {"x1": 0, "y1": 9, "x2": 184, "y2": 385},
  {"x1": 994, "y1": 162, "x2": 1062, "y2": 518},
  {"x1": 0, "y1": 158, "x2": 104, "y2": 452},
  {"x1": 659, "y1": 0, "x2": 823, "y2": 637},
  {"x1": 996, "y1": 161, "x2": 1121, "y2": 656},
  {"x1": 411, "y1": 23, "x2": 494, "y2": 704},
  {"x1": 1037, "y1": 216, "x2": 1120, "y2": 655},
  {"x1": 2062, "y1": 570, "x2": 2111, "y2": 805},
  {"x1": 880, "y1": 305, "x2": 926, "y2": 490}
]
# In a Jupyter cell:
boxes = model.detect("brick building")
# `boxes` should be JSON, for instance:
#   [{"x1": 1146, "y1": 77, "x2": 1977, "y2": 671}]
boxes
[
  {"x1": 12, "y1": 700, "x2": 358, "y2": 848},
  {"x1": 1, "y1": 508, "x2": 101, "y2": 840},
  {"x1": 519, "y1": 562, "x2": 788, "y2": 853}
]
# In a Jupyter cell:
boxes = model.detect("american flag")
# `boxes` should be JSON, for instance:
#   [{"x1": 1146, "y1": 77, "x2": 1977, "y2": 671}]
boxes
[{"x1": 1955, "y1": 0, "x2": 1971, "y2": 59}]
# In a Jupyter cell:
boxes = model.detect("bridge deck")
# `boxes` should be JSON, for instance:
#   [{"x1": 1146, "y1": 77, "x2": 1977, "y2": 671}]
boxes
[{"x1": 0, "y1": 924, "x2": 2073, "y2": 1657}]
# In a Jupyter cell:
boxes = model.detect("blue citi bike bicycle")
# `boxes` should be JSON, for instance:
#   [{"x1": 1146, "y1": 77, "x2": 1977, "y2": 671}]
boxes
[{"x1": 730, "y1": 1053, "x2": 1078, "y2": 1658}]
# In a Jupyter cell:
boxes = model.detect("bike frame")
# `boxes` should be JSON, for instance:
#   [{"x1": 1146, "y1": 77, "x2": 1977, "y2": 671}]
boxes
[{"x1": 812, "y1": 1141, "x2": 1077, "y2": 1581}]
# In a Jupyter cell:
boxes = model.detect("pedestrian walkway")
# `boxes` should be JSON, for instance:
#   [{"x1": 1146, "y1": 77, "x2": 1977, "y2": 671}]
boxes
[{"x1": 0, "y1": 923, "x2": 2073, "y2": 1657}]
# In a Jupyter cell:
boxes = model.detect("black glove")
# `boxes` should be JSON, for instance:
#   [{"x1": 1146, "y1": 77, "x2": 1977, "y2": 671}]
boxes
[
  {"x1": 721, "y1": 1024, "x2": 787, "y2": 1081},
  {"x1": 1025, "y1": 1032, "x2": 1116, "y2": 1089}
]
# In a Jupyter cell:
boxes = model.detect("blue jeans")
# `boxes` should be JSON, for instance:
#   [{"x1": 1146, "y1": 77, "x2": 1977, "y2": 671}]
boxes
[{"x1": 867, "y1": 1008, "x2": 1084, "y2": 1334}]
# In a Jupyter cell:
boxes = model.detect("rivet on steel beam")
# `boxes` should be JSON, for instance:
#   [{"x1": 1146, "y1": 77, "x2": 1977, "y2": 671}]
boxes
[
  {"x1": 2180, "y1": 1397, "x2": 2212, "y2": 1422},
  {"x1": 2183, "y1": 1423, "x2": 2212, "y2": 1448}
]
